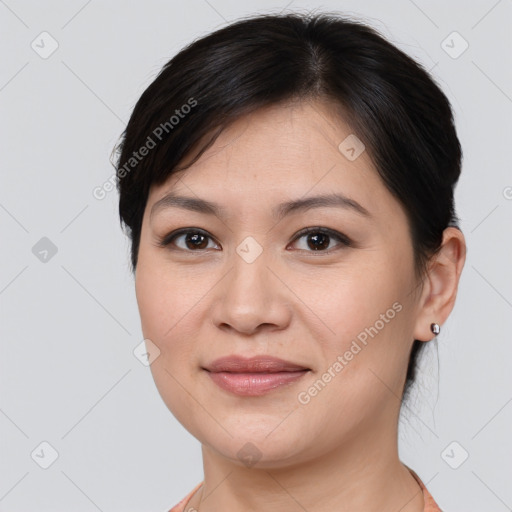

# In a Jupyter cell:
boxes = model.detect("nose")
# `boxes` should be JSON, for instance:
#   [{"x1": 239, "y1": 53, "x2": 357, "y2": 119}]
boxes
[{"x1": 210, "y1": 243, "x2": 292, "y2": 336}]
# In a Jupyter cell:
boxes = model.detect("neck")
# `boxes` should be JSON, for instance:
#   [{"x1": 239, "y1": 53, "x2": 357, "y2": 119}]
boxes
[{"x1": 188, "y1": 416, "x2": 424, "y2": 512}]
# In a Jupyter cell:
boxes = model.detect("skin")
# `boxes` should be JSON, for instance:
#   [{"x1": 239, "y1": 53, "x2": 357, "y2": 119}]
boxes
[{"x1": 135, "y1": 99, "x2": 466, "y2": 512}]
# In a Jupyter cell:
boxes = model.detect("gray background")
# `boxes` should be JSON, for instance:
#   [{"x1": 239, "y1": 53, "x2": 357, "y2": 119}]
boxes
[{"x1": 1, "y1": 0, "x2": 511, "y2": 511}]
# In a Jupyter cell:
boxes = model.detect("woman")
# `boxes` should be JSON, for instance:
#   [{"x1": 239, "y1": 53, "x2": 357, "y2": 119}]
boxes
[{"x1": 114, "y1": 12, "x2": 466, "y2": 512}]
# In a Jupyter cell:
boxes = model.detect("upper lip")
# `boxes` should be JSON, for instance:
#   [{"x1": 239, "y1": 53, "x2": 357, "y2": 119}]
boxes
[{"x1": 203, "y1": 355, "x2": 310, "y2": 373}]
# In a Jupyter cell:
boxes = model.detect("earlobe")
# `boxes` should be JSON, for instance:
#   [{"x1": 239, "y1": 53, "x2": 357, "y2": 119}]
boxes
[{"x1": 413, "y1": 227, "x2": 466, "y2": 342}]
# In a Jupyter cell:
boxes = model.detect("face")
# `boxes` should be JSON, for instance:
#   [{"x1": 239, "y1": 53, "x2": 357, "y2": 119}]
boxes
[{"x1": 135, "y1": 100, "x2": 424, "y2": 468}]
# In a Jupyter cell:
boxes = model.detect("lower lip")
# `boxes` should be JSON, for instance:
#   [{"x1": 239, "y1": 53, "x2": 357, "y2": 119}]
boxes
[{"x1": 205, "y1": 370, "x2": 309, "y2": 396}]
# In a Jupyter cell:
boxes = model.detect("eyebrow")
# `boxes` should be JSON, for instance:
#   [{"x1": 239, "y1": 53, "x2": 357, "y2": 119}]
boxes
[{"x1": 150, "y1": 191, "x2": 372, "y2": 221}]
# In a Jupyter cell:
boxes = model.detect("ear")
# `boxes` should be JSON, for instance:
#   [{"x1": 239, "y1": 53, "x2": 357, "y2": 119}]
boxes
[{"x1": 413, "y1": 227, "x2": 467, "y2": 342}]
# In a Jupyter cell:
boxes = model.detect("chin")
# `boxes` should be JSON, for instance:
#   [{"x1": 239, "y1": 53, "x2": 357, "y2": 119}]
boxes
[{"x1": 200, "y1": 428, "x2": 312, "y2": 468}]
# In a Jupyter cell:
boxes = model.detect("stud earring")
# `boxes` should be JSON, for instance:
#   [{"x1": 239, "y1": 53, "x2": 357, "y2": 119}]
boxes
[{"x1": 430, "y1": 323, "x2": 440, "y2": 335}]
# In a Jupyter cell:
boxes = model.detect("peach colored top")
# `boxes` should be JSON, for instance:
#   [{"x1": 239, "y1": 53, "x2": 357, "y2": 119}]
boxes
[{"x1": 168, "y1": 468, "x2": 441, "y2": 512}]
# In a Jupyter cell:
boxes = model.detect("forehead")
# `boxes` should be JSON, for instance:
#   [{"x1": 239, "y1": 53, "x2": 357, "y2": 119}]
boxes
[
  {"x1": 177, "y1": 99, "x2": 372, "y2": 172},
  {"x1": 146, "y1": 100, "x2": 400, "y2": 222}
]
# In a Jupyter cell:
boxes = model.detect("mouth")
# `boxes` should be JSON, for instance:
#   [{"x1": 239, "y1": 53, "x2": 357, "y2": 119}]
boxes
[{"x1": 202, "y1": 355, "x2": 311, "y2": 396}]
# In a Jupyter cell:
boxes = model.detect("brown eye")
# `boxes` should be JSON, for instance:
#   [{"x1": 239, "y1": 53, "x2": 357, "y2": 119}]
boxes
[
  {"x1": 290, "y1": 227, "x2": 352, "y2": 253},
  {"x1": 159, "y1": 229, "x2": 220, "y2": 251},
  {"x1": 184, "y1": 232, "x2": 209, "y2": 250},
  {"x1": 305, "y1": 232, "x2": 330, "y2": 250}
]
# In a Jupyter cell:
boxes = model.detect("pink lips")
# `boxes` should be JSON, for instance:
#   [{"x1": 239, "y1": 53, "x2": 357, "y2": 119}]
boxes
[{"x1": 203, "y1": 356, "x2": 310, "y2": 396}]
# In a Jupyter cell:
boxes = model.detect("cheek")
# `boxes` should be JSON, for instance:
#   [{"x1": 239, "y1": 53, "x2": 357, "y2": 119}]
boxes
[
  {"x1": 135, "y1": 244, "x2": 188, "y2": 336},
  {"x1": 135, "y1": 258, "x2": 183, "y2": 357},
  {"x1": 135, "y1": 257, "x2": 209, "y2": 372},
  {"x1": 297, "y1": 258, "x2": 412, "y2": 388},
  {"x1": 135, "y1": 267, "x2": 167, "y2": 340},
  {"x1": 135, "y1": 263, "x2": 204, "y2": 428},
  {"x1": 302, "y1": 262, "x2": 400, "y2": 339}
]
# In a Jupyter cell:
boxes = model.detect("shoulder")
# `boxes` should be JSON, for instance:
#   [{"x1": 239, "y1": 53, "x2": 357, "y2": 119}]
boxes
[
  {"x1": 407, "y1": 468, "x2": 443, "y2": 512},
  {"x1": 168, "y1": 481, "x2": 204, "y2": 512}
]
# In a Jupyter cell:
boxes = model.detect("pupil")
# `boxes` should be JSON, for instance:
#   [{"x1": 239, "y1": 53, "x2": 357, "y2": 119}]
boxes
[
  {"x1": 186, "y1": 233, "x2": 208, "y2": 250},
  {"x1": 308, "y1": 233, "x2": 329, "y2": 250}
]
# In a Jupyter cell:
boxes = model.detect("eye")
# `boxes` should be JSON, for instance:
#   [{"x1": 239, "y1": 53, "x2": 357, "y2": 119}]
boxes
[
  {"x1": 288, "y1": 227, "x2": 352, "y2": 253},
  {"x1": 157, "y1": 226, "x2": 352, "y2": 254},
  {"x1": 158, "y1": 228, "x2": 220, "y2": 251}
]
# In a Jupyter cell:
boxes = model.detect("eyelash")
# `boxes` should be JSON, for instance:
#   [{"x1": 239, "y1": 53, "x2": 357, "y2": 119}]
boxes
[{"x1": 157, "y1": 226, "x2": 353, "y2": 254}]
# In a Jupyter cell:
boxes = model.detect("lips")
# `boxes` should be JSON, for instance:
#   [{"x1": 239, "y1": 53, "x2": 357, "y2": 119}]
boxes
[
  {"x1": 202, "y1": 356, "x2": 311, "y2": 396},
  {"x1": 203, "y1": 355, "x2": 310, "y2": 373}
]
